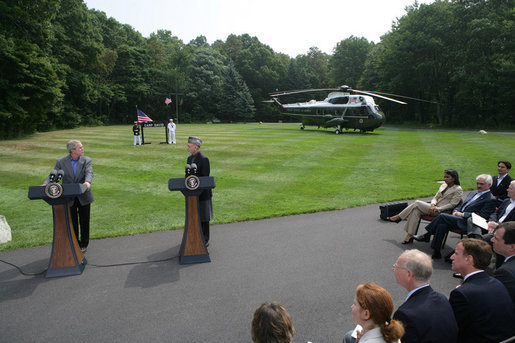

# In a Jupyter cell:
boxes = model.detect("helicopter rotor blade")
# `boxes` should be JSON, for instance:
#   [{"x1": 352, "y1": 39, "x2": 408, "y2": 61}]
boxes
[
  {"x1": 360, "y1": 90, "x2": 439, "y2": 104},
  {"x1": 351, "y1": 89, "x2": 407, "y2": 105},
  {"x1": 269, "y1": 88, "x2": 340, "y2": 97}
]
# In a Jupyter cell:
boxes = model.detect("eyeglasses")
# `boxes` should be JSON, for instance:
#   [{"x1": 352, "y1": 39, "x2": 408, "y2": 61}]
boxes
[
  {"x1": 392, "y1": 263, "x2": 409, "y2": 270},
  {"x1": 476, "y1": 182, "x2": 486, "y2": 185}
]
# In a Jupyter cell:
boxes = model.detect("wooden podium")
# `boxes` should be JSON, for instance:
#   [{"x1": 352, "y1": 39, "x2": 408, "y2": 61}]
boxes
[
  {"x1": 28, "y1": 183, "x2": 87, "y2": 278},
  {"x1": 169, "y1": 176, "x2": 215, "y2": 264}
]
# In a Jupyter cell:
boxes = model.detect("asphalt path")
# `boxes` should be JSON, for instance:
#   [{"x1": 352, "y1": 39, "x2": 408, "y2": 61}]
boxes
[{"x1": 0, "y1": 200, "x2": 464, "y2": 343}]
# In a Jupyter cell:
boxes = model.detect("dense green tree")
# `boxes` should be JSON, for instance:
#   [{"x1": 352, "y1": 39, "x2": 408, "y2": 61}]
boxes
[
  {"x1": 0, "y1": 0, "x2": 63, "y2": 138},
  {"x1": 292, "y1": 47, "x2": 330, "y2": 89},
  {"x1": 185, "y1": 48, "x2": 227, "y2": 121},
  {"x1": 331, "y1": 36, "x2": 374, "y2": 88},
  {"x1": 219, "y1": 61, "x2": 255, "y2": 122},
  {"x1": 50, "y1": 0, "x2": 106, "y2": 126},
  {"x1": 217, "y1": 34, "x2": 289, "y2": 121},
  {"x1": 449, "y1": 0, "x2": 514, "y2": 127}
]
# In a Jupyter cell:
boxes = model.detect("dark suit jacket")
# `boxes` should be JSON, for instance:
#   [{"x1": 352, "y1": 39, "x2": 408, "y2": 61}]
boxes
[
  {"x1": 187, "y1": 151, "x2": 211, "y2": 201},
  {"x1": 491, "y1": 174, "x2": 513, "y2": 200},
  {"x1": 494, "y1": 257, "x2": 515, "y2": 305},
  {"x1": 449, "y1": 271, "x2": 515, "y2": 343},
  {"x1": 452, "y1": 191, "x2": 495, "y2": 230},
  {"x1": 44, "y1": 155, "x2": 94, "y2": 205},
  {"x1": 488, "y1": 198, "x2": 515, "y2": 223},
  {"x1": 393, "y1": 285, "x2": 458, "y2": 343}
]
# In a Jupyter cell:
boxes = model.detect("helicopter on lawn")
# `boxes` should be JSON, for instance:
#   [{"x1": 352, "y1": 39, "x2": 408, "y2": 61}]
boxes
[{"x1": 265, "y1": 85, "x2": 409, "y2": 134}]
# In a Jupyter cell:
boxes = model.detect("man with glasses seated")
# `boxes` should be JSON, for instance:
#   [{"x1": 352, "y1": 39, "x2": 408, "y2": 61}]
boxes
[
  {"x1": 414, "y1": 174, "x2": 496, "y2": 259},
  {"x1": 392, "y1": 249, "x2": 458, "y2": 343}
]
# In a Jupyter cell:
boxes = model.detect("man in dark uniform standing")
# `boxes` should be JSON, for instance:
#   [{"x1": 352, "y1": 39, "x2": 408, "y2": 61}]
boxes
[
  {"x1": 186, "y1": 136, "x2": 213, "y2": 246},
  {"x1": 132, "y1": 121, "x2": 141, "y2": 146}
]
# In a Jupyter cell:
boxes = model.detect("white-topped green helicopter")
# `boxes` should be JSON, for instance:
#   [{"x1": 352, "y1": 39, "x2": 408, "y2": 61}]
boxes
[{"x1": 266, "y1": 85, "x2": 416, "y2": 134}]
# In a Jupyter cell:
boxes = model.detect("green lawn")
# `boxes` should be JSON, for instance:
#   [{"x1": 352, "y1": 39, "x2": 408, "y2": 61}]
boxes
[{"x1": 1, "y1": 123, "x2": 513, "y2": 251}]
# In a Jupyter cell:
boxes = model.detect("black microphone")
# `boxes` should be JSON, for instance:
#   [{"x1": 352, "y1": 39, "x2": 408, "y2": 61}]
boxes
[
  {"x1": 56, "y1": 169, "x2": 64, "y2": 183},
  {"x1": 185, "y1": 164, "x2": 191, "y2": 176},
  {"x1": 190, "y1": 163, "x2": 197, "y2": 175},
  {"x1": 48, "y1": 169, "x2": 57, "y2": 183}
]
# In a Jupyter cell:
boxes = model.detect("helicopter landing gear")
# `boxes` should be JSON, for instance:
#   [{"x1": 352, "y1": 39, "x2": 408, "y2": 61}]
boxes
[
  {"x1": 300, "y1": 125, "x2": 305, "y2": 130},
  {"x1": 335, "y1": 125, "x2": 342, "y2": 135}
]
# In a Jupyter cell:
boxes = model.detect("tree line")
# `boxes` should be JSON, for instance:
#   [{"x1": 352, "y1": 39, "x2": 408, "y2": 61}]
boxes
[{"x1": 1, "y1": 0, "x2": 513, "y2": 139}]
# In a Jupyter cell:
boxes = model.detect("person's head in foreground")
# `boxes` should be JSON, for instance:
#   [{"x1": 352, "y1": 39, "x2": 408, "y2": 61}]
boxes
[
  {"x1": 352, "y1": 283, "x2": 404, "y2": 343},
  {"x1": 251, "y1": 301, "x2": 294, "y2": 343},
  {"x1": 451, "y1": 238, "x2": 492, "y2": 276}
]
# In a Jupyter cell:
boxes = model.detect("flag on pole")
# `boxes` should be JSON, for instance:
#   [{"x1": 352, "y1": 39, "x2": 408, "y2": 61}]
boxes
[
  {"x1": 180, "y1": 98, "x2": 183, "y2": 105},
  {"x1": 137, "y1": 108, "x2": 153, "y2": 123},
  {"x1": 165, "y1": 97, "x2": 172, "y2": 105}
]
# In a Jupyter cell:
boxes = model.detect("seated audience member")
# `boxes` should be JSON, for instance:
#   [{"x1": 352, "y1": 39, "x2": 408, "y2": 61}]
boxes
[
  {"x1": 491, "y1": 160, "x2": 512, "y2": 205},
  {"x1": 461, "y1": 180, "x2": 515, "y2": 269},
  {"x1": 449, "y1": 238, "x2": 515, "y2": 343},
  {"x1": 251, "y1": 302, "x2": 294, "y2": 343},
  {"x1": 349, "y1": 283, "x2": 404, "y2": 343},
  {"x1": 414, "y1": 174, "x2": 496, "y2": 259},
  {"x1": 470, "y1": 180, "x2": 515, "y2": 239},
  {"x1": 387, "y1": 169, "x2": 463, "y2": 244},
  {"x1": 491, "y1": 222, "x2": 515, "y2": 305},
  {"x1": 392, "y1": 249, "x2": 458, "y2": 343}
]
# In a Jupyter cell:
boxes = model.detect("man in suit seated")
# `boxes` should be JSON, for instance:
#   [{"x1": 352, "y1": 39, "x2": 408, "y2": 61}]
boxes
[
  {"x1": 449, "y1": 238, "x2": 515, "y2": 343},
  {"x1": 469, "y1": 180, "x2": 515, "y2": 238},
  {"x1": 414, "y1": 174, "x2": 496, "y2": 259},
  {"x1": 491, "y1": 160, "x2": 512, "y2": 205},
  {"x1": 491, "y1": 221, "x2": 515, "y2": 305},
  {"x1": 392, "y1": 249, "x2": 458, "y2": 343},
  {"x1": 466, "y1": 180, "x2": 515, "y2": 269}
]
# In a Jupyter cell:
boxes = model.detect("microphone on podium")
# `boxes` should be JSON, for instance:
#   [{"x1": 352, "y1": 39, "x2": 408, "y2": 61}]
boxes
[
  {"x1": 48, "y1": 169, "x2": 58, "y2": 183},
  {"x1": 185, "y1": 164, "x2": 191, "y2": 176},
  {"x1": 190, "y1": 163, "x2": 197, "y2": 175},
  {"x1": 56, "y1": 169, "x2": 64, "y2": 183}
]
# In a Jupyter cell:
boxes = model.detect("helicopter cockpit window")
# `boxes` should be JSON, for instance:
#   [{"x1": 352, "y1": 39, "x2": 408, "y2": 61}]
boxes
[{"x1": 328, "y1": 96, "x2": 349, "y2": 104}]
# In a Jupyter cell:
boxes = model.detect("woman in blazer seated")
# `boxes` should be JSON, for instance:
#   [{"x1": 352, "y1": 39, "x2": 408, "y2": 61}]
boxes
[{"x1": 388, "y1": 169, "x2": 463, "y2": 244}]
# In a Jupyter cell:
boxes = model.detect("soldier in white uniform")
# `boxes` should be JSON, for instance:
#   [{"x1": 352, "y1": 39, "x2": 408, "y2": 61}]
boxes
[{"x1": 167, "y1": 119, "x2": 176, "y2": 144}]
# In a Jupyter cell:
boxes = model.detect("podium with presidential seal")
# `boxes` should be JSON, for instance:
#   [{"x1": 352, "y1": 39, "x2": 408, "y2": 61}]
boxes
[
  {"x1": 28, "y1": 182, "x2": 87, "y2": 278},
  {"x1": 169, "y1": 169, "x2": 215, "y2": 264}
]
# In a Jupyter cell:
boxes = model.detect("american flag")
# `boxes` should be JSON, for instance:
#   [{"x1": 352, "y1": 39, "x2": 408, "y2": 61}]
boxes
[
  {"x1": 137, "y1": 108, "x2": 153, "y2": 123},
  {"x1": 165, "y1": 97, "x2": 172, "y2": 105}
]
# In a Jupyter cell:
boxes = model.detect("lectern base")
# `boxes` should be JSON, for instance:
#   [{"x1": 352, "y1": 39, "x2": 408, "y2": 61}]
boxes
[
  {"x1": 46, "y1": 258, "x2": 87, "y2": 278},
  {"x1": 180, "y1": 254, "x2": 210, "y2": 265}
]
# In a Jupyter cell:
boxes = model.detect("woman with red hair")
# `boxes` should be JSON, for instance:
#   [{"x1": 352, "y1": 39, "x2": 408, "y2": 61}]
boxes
[{"x1": 351, "y1": 283, "x2": 404, "y2": 343}]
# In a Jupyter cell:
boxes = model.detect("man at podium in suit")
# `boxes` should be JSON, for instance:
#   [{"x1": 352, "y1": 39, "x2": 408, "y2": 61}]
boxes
[
  {"x1": 186, "y1": 136, "x2": 213, "y2": 246},
  {"x1": 44, "y1": 140, "x2": 94, "y2": 252}
]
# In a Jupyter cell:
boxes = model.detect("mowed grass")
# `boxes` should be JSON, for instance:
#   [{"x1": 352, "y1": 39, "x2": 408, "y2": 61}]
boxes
[{"x1": 0, "y1": 123, "x2": 513, "y2": 251}]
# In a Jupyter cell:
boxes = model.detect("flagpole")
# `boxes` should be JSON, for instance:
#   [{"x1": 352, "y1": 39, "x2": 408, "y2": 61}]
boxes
[
  {"x1": 136, "y1": 105, "x2": 146, "y2": 145},
  {"x1": 170, "y1": 79, "x2": 183, "y2": 124}
]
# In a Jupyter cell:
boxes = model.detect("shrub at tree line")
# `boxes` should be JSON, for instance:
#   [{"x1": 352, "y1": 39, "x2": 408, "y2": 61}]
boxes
[{"x1": 1, "y1": 0, "x2": 513, "y2": 139}]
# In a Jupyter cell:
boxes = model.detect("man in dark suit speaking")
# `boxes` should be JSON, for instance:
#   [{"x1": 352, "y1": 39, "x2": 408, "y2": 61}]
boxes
[
  {"x1": 449, "y1": 238, "x2": 515, "y2": 343},
  {"x1": 43, "y1": 140, "x2": 94, "y2": 252},
  {"x1": 392, "y1": 249, "x2": 458, "y2": 343},
  {"x1": 414, "y1": 174, "x2": 496, "y2": 259},
  {"x1": 186, "y1": 136, "x2": 212, "y2": 246}
]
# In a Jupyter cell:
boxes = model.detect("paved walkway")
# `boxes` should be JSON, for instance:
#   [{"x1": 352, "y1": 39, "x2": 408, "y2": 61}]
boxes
[{"x1": 0, "y1": 202, "x2": 463, "y2": 343}]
